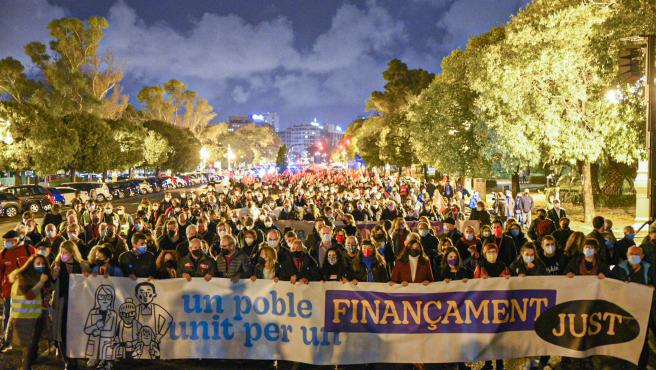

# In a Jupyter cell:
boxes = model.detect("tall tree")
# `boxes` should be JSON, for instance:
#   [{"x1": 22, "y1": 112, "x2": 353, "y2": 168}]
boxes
[
  {"x1": 276, "y1": 144, "x2": 288, "y2": 173},
  {"x1": 63, "y1": 112, "x2": 118, "y2": 179}
]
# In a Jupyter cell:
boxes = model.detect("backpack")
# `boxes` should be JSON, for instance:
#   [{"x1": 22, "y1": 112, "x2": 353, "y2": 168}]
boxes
[{"x1": 536, "y1": 219, "x2": 554, "y2": 239}]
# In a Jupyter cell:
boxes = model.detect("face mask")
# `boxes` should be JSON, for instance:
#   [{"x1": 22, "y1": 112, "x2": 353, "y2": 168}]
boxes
[
  {"x1": 628, "y1": 255, "x2": 642, "y2": 265},
  {"x1": 465, "y1": 234, "x2": 474, "y2": 241},
  {"x1": 264, "y1": 221, "x2": 273, "y2": 228},
  {"x1": 34, "y1": 266, "x2": 46, "y2": 274},
  {"x1": 37, "y1": 249, "x2": 48, "y2": 256},
  {"x1": 164, "y1": 260, "x2": 176, "y2": 269},
  {"x1": 105, "y1": 209, "x2": 112, "y2": 215},
  {"x1": 68, "y1": 233, "x2": 77, "y2": 240},
  {"x1": 336, "y1": 235, "x2": 345, "y2": 244},
  {"x1": 136, "y1": 245, "x2": 147, "y2": 255},
  {"x1": 218, "y1": 231, "x2": 227, "y2": 238},
  {"x1": 168, "y1": 230, "x2": 176, "y2": 237},
  {"x1": 544, "y1": 245, "x2": 555, "y2": 255},
  {"x1": 327, "y1": 256, "x2": 338, "y2": 265},
  {"x1": 61, "y1": 254, "x2": 71, "y2": 263},
  {"x1": 292, "y1": 251, "x2": 304, "y2": 259},
  {"x1": 267, "y1": 239, "x2": 279, "y2": 248},
  {"x1": 583, "y1": 248, "x2": 595, "y2": 257},
  {"x1": 135, "y1": 224, "x2": 143, "y2": 231},
  {"x1": 447, "y1": 258, "x2": 458, "y2": 267},
  {"x1": 419, "y1": 229, "x2": 429, "y2": 237},
  {"x1": 523, "y1": 255, "x2": 534, "y2": 263},
  {"x1": 362, "y1": 248, "x2": 373, "y2": 257},
  {"x1": 485, "y1": 252, "x2": 498, "y2": 263},
  {"x1": 627, "y1": 233, "x2": 635, "y2": 241},
  {"x1": 4, "y1": 241, "x2": 13, "y2": 249},
  {"x1": 321, "y1": 234, "x2": 332, "y2": 243},
  {"x1": 106, "y1": 230, "x2": 114, "y2": 238},
  {"x1": 482, "y1": 231, "x2": 491, "y2": 238},
  {"x1": 191, "y1": 249, "x2": 202, "y2": 259},
  {"x1": 117, "y1": 210, "x2": 124, "y2": 216},
  {"x1": 377, "y1": 247, "x2": 385, "y2": 255},
  {"x1": 92, "y1": 217, "x2": 100, "y2": 224},
  {"x1": 221, "y1": 248, "x2": 231, "y2": 256},
  {"x1": 511, "y1": 229, "x2": 520, "y2": 237},
  {"x1": 408, "y1": 249, "x2": 420, "y2": 257},
  {"x1": 46, "y1": 231, "x2": 55, "y2": 238},
  {"x1": 257, "y1": 256, "x2": 266, "y2": 266},
  {"x1": 347, "y1": 245, "x2": 357, "y2": 254},
  {"x1": 494, "y1": 229, "x2": 503, "y2": 238}
]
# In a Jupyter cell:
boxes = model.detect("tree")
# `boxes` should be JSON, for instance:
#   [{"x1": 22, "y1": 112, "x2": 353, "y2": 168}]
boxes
[
  {"x1": 0, "y1": 102, "x2": 78, "y2": 181},
  {"x1": 276, "y1": 145, "x2": 288, "y2": 173},
  {"x1": 138, "y1": 80, "x2": 217, "y2": 135},
  {"x1": 0, "y1": 57, "x2": 41, "y2": 103},
  {"x1": 471, "y1": 0, "x2": 654, "y2": 221},
  {"x1": 63, "y1": 112, "x2": 118, "y2": 179},
  {"x1": 142, "y1": 131, "x2": 170, "y2": 169},
  {"x1": 105, "y1": 118, "x2": 147, "y2": 171},
  {"x1": 142, "y1": 120, "x2": 200, "y2": 172}
]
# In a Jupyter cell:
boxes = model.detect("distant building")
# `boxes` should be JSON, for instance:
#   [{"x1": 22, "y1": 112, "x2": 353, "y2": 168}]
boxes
[
  {"x1": 263, "y1": 112, "x2": 280, "y2": 132},
  {"x1": 228, "y1": 116, "x2": 253, "y2": 132},
  {"x1": 280, "y1": 117, "x2": 343, "y2": 162}
]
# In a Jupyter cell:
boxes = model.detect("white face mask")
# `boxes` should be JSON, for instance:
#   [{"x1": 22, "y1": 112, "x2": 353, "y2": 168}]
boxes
[{"x1": 522, "y1": 254, "x2": 534, "y2": 263}]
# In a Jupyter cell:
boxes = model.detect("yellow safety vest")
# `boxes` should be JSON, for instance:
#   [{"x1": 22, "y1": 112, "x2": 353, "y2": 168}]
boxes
[{"x1": 10, "y1": 281, "x2": 42, "y2": 319}]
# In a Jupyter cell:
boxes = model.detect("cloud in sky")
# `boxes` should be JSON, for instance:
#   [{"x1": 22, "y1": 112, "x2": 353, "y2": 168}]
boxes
[{"x1": 0, "y1": 0, "x2": 528, "y2": 128}]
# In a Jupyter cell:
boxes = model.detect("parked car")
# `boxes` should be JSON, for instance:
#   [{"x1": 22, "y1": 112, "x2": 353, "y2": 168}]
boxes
[
  {"x1": 54, "y1": 186, "x2": 89, "y2": 205},
  {"x1": 172, "y1": 176, "x2": 188, "y2": 188},
  {"x1": 0, "y1": 192, "x2": 22, "y2": 218},
  {"x1": 106, "y1": 182, "x2": 126, "y2": 199},
  {"x1": 60, "y1": 182, "x2": 113, "y2": 202},
  {"x1": 116, "y1": 180, "x2": 139, "y2": 197},
  {"x1": 47, "y1": 187, "x2": 66, "y2": 205},
  {"x1": 145, "y1": 177, "x2": 163, "y2": 192},
  {"x1": 4, "y1": 185, "x2": 55, "y2": 213},
  {"x1": 129, "y1": 179, "x2": 152, "y2": 194}
]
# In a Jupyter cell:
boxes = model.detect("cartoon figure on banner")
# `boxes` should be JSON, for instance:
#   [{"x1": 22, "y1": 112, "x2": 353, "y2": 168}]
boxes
[
  {"x1": 114, "y1": 298, "x2": 142, "y2": 360},
  {"x1": 83, "y1": 285, "x2": 118, "y2": 361},
  {"x1": 133, "y1": 281, "x2": 173, "y2": 358},
  {"x1": 133, "y1": 326, "x2": 160, "y2": 359}
]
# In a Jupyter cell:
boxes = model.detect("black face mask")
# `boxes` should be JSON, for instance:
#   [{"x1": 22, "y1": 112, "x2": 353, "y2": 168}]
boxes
[
  {"x1": 257, "y1": 256, "x2": 266, "y2": 266},
  {"x1": 292, "y1": 251, "x2": 304, "y2": 259},
  {"x1": 221, "y1": 248, "x2": 231, "y2": 256},
  {"x1": 168, "y1": 230, "x2": 176, "y2": 238},
  {"x1": 164, "y1": 260, "x2": 176, "y2": 269},
  {"x1": 191, "y1": 249, "x2": 202, "y2": 259},
  {"x1": 95, "y1": 258, "x2": 106, "y2": 265},
  {"x1": 106, "y1": 231, "x2": 114, "y2": 238},
  {"x1": 408, "y1": 249, "x2": 420, "y2": 257}
]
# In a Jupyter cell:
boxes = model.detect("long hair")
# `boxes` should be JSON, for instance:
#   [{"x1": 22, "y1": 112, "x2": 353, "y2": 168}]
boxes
[
  {"x1": 11, "y1": 255, "x2": 51, "y2": 294},
  {"x1": 55, "y1": 240, "x2": 84, "y2": 265},
  {"x1": 564, "y1": 231, "x2": 586, "y2": 257},
  {"x1": 440, "y1": 246, "x2": 463, "y2": 271},
  {"x1": 258, "y1": 245, "x2": 278, "y2": 271},
  {"x1": 398, "y1": 238, "x2": 429, "y2": 263}
]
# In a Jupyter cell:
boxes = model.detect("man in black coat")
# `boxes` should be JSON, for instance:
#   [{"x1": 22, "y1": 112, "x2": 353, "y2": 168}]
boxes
[{"x1": 278, "y1": 239, "x2": 320, "y2": 282}]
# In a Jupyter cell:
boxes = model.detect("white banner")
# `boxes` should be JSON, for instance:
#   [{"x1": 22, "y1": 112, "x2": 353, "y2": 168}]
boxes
[{"x1": 67, "y1": 275, "x2": 652, "y2": 365}]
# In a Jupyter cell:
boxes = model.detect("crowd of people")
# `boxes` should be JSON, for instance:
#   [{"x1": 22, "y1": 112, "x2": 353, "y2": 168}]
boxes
[{"x1": 0, "y1": 168, "x2": 652, "y2": 370}]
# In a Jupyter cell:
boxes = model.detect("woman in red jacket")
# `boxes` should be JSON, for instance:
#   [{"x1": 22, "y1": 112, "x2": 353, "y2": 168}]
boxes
[{"x1": 389, "y1": 239, "x2": 434, "y2": 286}]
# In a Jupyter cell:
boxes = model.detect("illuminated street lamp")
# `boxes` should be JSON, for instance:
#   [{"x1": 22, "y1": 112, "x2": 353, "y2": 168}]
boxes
[
  {"x1": 199, "y1": 147, "x2": 210, "y2": 168},
  {"x1": 606, "y1": 89, "x2": 622, "y2": 104},
  {"x1": 226, "y1": 145, "x2": 236, "y2": 171},
  {"x1": 0, "y1": 118, "x2": 13, "y2": 145}
]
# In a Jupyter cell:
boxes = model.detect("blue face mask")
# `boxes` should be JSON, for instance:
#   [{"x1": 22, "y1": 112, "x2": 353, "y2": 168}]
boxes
[
  {"x1": 377, "y1": 247, "x2": 385, "y2": 255},
  {"x1": 4, "y1": 241, "x2": 13, "y2": 249},
  {"x1": 136, "y1": 245, "x2": 147, "y2": 255},
  {"x1": 511, "y1": 229, "x2": 520, "y2": 237},
  {"x1": 628, "y1": 255, "x2": 642, "y2": 265},
  {"x1": 135, "y1": 224, "x2": 142, "y2": 231},
  {"x1": 34, "y1": 266, "x2": 45, "y2": 274},
  {"x1": 626, "y1": 233, "x2": 635, "y2": 241}
]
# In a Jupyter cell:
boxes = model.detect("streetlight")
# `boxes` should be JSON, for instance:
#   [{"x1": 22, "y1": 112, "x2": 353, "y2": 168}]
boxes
[
  {"x1": 226, "y1": 145, "x2": 236, "y2": 171},
  {"x1": 606, "y1": 89, "x2": 622, "y2": 104},
  {"x1": 199, "y1": 147, "x2": 210, "y2": 168}
]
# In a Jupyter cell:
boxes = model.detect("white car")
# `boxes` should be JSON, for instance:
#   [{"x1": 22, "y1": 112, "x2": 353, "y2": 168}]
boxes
[{"x1": 55, "y1": 187, "x2": 89, "y2": 205}]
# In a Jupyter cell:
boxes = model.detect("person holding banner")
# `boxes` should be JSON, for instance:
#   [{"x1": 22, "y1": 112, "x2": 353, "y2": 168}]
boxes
[
  {"x1": 320, "y1": 248, "x2": 351, "y2": 282},
  {"x1": 215, "y1": 235, "x2": 253, "y2": 281},
  {"x1": 51, "y1": 240, "x2": 90, "y2": 370},
  {"x1": 564, "y1": 238, "x2": 609, "y2": 279},
  {"x1": 473, "y1": 243, "x2": 510, "y2": 279},
  {"x1": 509, "y1": 242, "x2": 546, "y2": 277},
  {"x1": 389, "y1": 239, "x2": 434, "y2": 285},
  {"x1": 350, "y1": 240, "x2": 389, "y2": 283},
  {"x1": 437, "y1": 246, "x2": 469, "y2": 282},
  {"x1": 611, "y1": 245, "x2": 654, "y2": 369},
  {"x1": 252, "y1": 245, "x2": 280, "y2": 280},
  {"x1": 178, "y1": 238, "x2": 216, "y2": 281},
  {"x1": 278, "y1": 239, "x2": 320, "y2": 283}
]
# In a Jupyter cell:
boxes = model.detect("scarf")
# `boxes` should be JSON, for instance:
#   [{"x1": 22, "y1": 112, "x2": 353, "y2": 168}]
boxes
[
  {"x1": 362, "y1": 255, "x2": 375, "y2": 282},
  {"x1": 578, "y1": 257, "x2": 598, "y2": 276}
]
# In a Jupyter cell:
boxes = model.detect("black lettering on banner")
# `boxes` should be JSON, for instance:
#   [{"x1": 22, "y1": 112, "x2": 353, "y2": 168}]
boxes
[{"x1": 534, "y1": 300, "x2": 639, "y2": 351}]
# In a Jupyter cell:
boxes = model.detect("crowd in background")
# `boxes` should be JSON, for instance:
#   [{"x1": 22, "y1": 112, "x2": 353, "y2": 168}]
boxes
[{"x1": 0, "y1": 168, "x2": 653, "y2": 370}]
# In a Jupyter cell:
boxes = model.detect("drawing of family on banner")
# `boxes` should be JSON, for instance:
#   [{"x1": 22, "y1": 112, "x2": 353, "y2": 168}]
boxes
[{"x1": 67, "y1": 275, "x2": 652, "y2": 365}]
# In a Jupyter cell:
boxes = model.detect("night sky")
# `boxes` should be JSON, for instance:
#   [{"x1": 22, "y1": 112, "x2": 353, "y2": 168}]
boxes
[{"x1": 0, "y1": 0, "x2": 530, "y2": 129}]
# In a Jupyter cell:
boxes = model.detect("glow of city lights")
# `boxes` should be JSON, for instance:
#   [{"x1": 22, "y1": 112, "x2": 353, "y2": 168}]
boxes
[
  {"x1": 200, "y1": 147, "x2": 210, "y2": 161},
  {"x1": 252, "y1": 114, "x2": 265, "y2": 121}
]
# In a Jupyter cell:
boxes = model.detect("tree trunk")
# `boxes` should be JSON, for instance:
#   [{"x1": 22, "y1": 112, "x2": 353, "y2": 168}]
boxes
[
  {"x1": 69, "y1": 168, "x2": 76, "y2": 183},
  {"x1": 511, "y1": 171, "x2": 520, "y2": 198},
  {"x1": 582, "y1": 161, "x2": 595, "y2": 223},
  {"x1": 14, "y1": 172, "x2": 21, "y2": 186},
  {"x1": 590, "y1": 162, "x2": 601, "y2": 195},
  {"x1": 33, "y1": 175, "x2": 39, "y2": 185}
]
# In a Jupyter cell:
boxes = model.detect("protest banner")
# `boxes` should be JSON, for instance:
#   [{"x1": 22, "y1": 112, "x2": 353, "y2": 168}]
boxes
[{"x1": 67, "y1": 275, "x2": 651, "y2": 365}]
